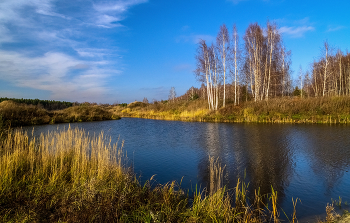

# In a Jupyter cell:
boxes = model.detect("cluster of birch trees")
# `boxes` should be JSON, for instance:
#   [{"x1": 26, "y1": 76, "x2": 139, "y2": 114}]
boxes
[
  {"x1": 302, "y1": 42, "x2": 350, "y2": 97},
  {"x1": 195, "y1": 21, "x2": 292, "y2": 110}
]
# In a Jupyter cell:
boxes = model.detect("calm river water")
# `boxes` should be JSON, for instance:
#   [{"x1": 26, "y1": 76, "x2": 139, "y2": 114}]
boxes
[{"x1": 22, "y1": 118, "x2": 350, "y2": 222}]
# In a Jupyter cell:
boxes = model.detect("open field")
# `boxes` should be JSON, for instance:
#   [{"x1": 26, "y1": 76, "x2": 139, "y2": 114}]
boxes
[{"x1": 113, "y1": 96, "x2": 350, "y2": 124}]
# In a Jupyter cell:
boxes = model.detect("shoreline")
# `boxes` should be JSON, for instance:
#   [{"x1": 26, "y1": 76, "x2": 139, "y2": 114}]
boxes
[
  {"x1": 112, "y1": 97, "x2": 350, "y2": 125},
  {"x1": 117, "y1": 113, "x2": 350, "y2": 125}
]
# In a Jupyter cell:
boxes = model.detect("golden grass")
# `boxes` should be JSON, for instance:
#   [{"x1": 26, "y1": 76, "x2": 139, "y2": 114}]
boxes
[
  {"x1": 114, "y1": 96, "x2": 350, "y2": 124},
  {"x1": 0, "y1": 127, "x2": 188, "y2": 222},
  {"x1": 0, "y1": 126, "x2": 129, "y2": 221},
  {"x1": 0, "y1": 100, "x2": 120, "y2": 127}
]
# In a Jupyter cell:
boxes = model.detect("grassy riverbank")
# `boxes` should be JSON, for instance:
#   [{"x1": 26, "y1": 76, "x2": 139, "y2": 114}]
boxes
[
  {"x1": 2, "y1": 96, "x2": 350, "y2": 127},
  {"x1": 0, "y1": 127, "x2": 346, "y2": 222},
  {"x1": 0, "y1": 100, "x2": 120, "y2": 127},
  {"x1": 113, "y1": 96, "x2": 350, "y2": 124}
]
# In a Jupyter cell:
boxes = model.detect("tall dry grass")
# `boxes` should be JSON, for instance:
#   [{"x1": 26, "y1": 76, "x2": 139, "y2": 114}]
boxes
[
  {"x1": 116, "y1": 96, "x2": 350, "y2": 124},
  {"x1": 188, "y1": 156, "x2": 287, "y2": 223},
  {"x1": 53, "y1": 103, "x2": 120, "y2": 123},
  {"x1": 0, "y1": 127, "x2": 129, "y2": 221},
  {"x1": 0, "y1": 127, "x2": 189, "y2": 222},
  {"x1": 0, "y1": 100, "x2": 51, "y2": 126},
  {"x1": 219, "y1": 96, "x2": 350, "y2": 123},
  {"x1": 112, "y1": 100, "x2": 209, "y2": 121}
]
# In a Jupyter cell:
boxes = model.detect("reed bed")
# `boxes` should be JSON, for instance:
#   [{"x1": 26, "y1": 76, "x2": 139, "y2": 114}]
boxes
[
  {"x1": 0, "y1": 127, "x2": 188, "y2": 222},
  {"x1": 0, "y1": 127, "x2": 341, "y2": 222}
]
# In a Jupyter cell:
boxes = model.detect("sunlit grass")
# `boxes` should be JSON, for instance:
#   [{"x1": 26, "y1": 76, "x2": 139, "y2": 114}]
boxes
[
  {"x1": 115, "y1": 96, "x2": 350, "y2": 124},
  {"x1": 0, "y1": 127, "x2": 187, "y2": 222},
  {"x1": 0, "y1": 100, "x2": 120, "y2": 127}
]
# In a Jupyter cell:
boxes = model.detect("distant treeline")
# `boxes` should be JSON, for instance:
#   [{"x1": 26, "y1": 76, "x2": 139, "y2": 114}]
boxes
[{"x1": 0, "y1": 97, "x2": 73, "y2": 110}]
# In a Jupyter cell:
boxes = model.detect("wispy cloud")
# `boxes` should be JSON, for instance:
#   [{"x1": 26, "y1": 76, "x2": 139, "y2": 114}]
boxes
[
  {"x1": 92, "y1": 0, "x2": 148, "y2": 28},
  {"x1": 275, "y1": 17, "x2": 315, "y2": 38},
  {"x1": 326, "y1": 25, "x2": 346, "y2": 32},
  {"x1": 176, "y1": 34, "x2": 215, "y2": 44},
  {"x1": 279, "y1": 26, "x2": 315, "y2": 38},
  {"x1": 0, "y1": 50, "x2": 120, "y2": 102},
  {"x1": 226, "y1": 0, "x2": 271, "y2": 4},
  {"x1": 0, "y1": 0, "x2": 67, "y2": 26},
  {"x1": 0, "y1": 25, "x2": 13, "y2": 43},
  {"x1": 0, "y1": 0, "x2": 144, "y2": 102},
  {"x1": 75, "y1": 48, "x2": 111, "y2": 58},
  {"x1": 227, "y1": 0, "x2": 248, "y2": 4}
]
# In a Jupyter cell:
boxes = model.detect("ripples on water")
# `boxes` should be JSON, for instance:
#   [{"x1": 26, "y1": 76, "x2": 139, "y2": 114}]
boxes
[{"x1": 22, "y1": 118, "x2": 350, "y2": 222}]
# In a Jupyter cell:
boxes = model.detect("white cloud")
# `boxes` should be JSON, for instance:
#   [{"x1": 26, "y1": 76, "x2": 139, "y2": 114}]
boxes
[
  {"x1": 0, "y1": 0, "x2": 146, "y2": 102},
  {"x1": 95, "y1": 14, "x2": 123, "y2": 28},
  {"x1": 0, "y1": 0, "x2": 70, "y2": 45},
  {"x1": 0, "y1": 50, "x2": 120, "y2": 102},
  {"x1": 0, "y1": 0, "x2": 66, "y2": 23},
  {"x1": 279, "y1": 26, "x2": 315, "y2": 38},
  {"x1": 0, "y1": 25, "x2": 13, "y2": 43},
  {"x1": 93, "y1": 0, "x2": 148, "y2": 12},
  {"x1": 75, "y1": 48, "x2": 110, "y2": 58},
  {"x1": 92, "y1": 0, "x2": 148, "y2": 28}
]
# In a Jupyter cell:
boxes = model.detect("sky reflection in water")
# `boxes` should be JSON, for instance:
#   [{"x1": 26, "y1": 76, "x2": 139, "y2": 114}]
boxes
[{"x1": 22, "y1": 118, "x2": 350, "y2": 222}]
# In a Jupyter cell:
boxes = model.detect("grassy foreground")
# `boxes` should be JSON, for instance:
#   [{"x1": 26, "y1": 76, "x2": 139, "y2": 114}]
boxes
[
  {"x1": 113, "y1": 96, "x2": 350, "y2": 124},
  {"x1": 0, "y1": 127, "x2": 346, "y2": 222},
  {"x1": 0, "y1": 100, "x2": 120, "y2": 127}
]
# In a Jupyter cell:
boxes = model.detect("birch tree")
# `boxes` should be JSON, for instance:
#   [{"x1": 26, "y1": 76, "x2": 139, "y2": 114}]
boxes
[
  {"x1": 169, "y1": 87, "x2": 176, "y2": 102},
  {"x1": 265, "y1": 22, "x2": 280, "y2": 100},
  {"x1": 298, "y1": 66, "x2": 303, "y2": 98},
  {"x1": 216, "y1": 24, "x2": 230, "y2": 108},
  {"x1": 337, "y1": 49, "x2": 343, "y2": 96},
  {"x1": 195, "y1": 40, "x2": 219, "y2": 110},
  {"x1": 244, "y1": 23, "x2": 264, "y2": 102},
  {"x1": 322, "y1": 41, "x2": 330, "y2": 96},
  {"x1": 232, "y1": 24, "x2": 239, "y2": 105}
]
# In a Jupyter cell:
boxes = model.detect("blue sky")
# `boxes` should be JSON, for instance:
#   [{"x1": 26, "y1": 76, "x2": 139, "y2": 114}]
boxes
[{"x1": 0, "y1": 0, "x2": 349, "y2": 103}]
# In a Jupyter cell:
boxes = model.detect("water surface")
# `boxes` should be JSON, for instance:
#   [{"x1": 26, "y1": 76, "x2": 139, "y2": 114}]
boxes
[{"x1": 22, "y1": 118, "x2": 350, "y2": 222}]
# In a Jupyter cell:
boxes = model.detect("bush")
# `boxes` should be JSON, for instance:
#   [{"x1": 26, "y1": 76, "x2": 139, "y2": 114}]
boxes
[{"x1": 0, "y1": 100, "x2": 120, "y2": 127}]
